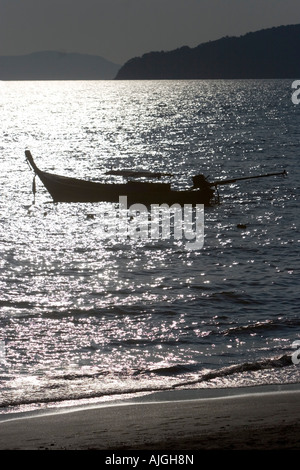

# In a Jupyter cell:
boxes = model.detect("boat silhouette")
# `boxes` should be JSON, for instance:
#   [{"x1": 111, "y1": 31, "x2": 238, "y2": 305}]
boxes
[{"x1": 25, "y1": 150, "x2": 286, "y2": 206}]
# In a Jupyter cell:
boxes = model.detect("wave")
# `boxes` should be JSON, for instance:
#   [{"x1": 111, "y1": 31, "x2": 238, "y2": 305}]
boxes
[
  {"x1": 0, "y1": 354, "x2": 295, "y2": 411},
  {"x1": 209, "y1": 290, "x2": 262, "y2": 305},
  {"x1": 220, "y1": 317, "x2": 300, "y2": 337},
  {"x1": 172, "y1": 354, "x2": 293, "y2": 389},
  {"x1": 0, "y1": 300, "x2": 34, "y2": 309},
  {"x1": 140, "y1": 364, "x2": 193, "y2": 376}
]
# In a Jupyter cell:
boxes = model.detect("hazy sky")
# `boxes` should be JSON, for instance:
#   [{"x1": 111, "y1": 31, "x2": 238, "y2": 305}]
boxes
[{"x1": 1, "y1": 0, "x2": 300, "y2": 65}]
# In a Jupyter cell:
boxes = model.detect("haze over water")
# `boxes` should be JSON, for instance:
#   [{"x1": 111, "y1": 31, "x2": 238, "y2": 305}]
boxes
[{"x1": 0, "y1": 79, "x2": 299, "y2": 414}]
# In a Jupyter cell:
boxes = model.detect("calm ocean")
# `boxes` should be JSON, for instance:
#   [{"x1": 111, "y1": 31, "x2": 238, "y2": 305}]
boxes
[{"x1": 0, "y1": 79, "x2": 299, "y2": 415}]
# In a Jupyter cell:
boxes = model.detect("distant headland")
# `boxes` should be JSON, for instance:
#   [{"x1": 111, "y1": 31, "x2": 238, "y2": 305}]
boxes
[
  {"x1": 116, "y1": 24, "x2": 300, "y2": 80},
  {"x1": 0, "y1": 51, "x2": 120, "y2": 80}
]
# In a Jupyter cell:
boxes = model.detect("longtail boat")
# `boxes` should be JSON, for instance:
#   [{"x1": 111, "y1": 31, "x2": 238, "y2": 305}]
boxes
[{"x1": 25, "y1": 150, "x2": 286, "y2": 206}]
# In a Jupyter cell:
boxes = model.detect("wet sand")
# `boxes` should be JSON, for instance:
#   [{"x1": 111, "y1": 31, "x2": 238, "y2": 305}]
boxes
[{"x1": 0, "y1": 387, "x2": 300, "y2": 450}]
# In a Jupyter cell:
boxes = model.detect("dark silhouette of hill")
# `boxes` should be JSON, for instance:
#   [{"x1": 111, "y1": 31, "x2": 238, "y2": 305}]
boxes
[
  {"x1": 0, "y1": 51, "x2": 120, "y2": 80},
  {"x1": 116, "y1": 24, "x2": 300, "y2": 79}
]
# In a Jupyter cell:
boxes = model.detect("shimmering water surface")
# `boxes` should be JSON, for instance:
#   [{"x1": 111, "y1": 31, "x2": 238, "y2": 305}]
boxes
[{"x1": 0, "y1": 80, "x2": 299, "y2": 414}]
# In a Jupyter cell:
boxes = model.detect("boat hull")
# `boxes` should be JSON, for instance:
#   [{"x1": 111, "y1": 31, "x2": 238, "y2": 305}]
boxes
[
  {"x1": 38, "y1": 171, "x2": 214, "y2": 206},
  {"x1": 26, "y1": 151, "x2": 215, "y2": 206}
]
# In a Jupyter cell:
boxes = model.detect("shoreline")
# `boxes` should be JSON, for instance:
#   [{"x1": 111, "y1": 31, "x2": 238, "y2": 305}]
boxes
[
  {"x1": 1, "y1": 383, "x2": 300, "y2": 450},
  {"x1": 1, "y1": 381, "x2": 299, "y2": 423}
]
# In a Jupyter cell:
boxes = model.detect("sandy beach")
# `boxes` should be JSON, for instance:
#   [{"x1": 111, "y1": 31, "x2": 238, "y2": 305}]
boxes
[{"x1": 0, "y1": 386, "x2": 300, "y2": 451}]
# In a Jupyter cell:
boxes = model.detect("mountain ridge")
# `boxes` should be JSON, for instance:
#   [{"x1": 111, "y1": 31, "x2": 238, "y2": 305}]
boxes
[
  {"x1": 0, "y1": 51, "x2": 120, "y2": 80},
  {"x1": 116, "y1": 24, "x2": 300, "y2": 79}
]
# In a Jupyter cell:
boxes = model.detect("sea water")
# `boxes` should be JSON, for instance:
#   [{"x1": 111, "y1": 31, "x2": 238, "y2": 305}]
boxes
[{"x1": 0, "y1": 79, "x2": 299, "y2": 415}]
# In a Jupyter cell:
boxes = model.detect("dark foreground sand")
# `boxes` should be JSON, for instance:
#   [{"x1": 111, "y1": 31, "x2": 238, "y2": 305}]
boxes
[{"x1": 0, "y1": 387, "x2": 300, "y2": 450}]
